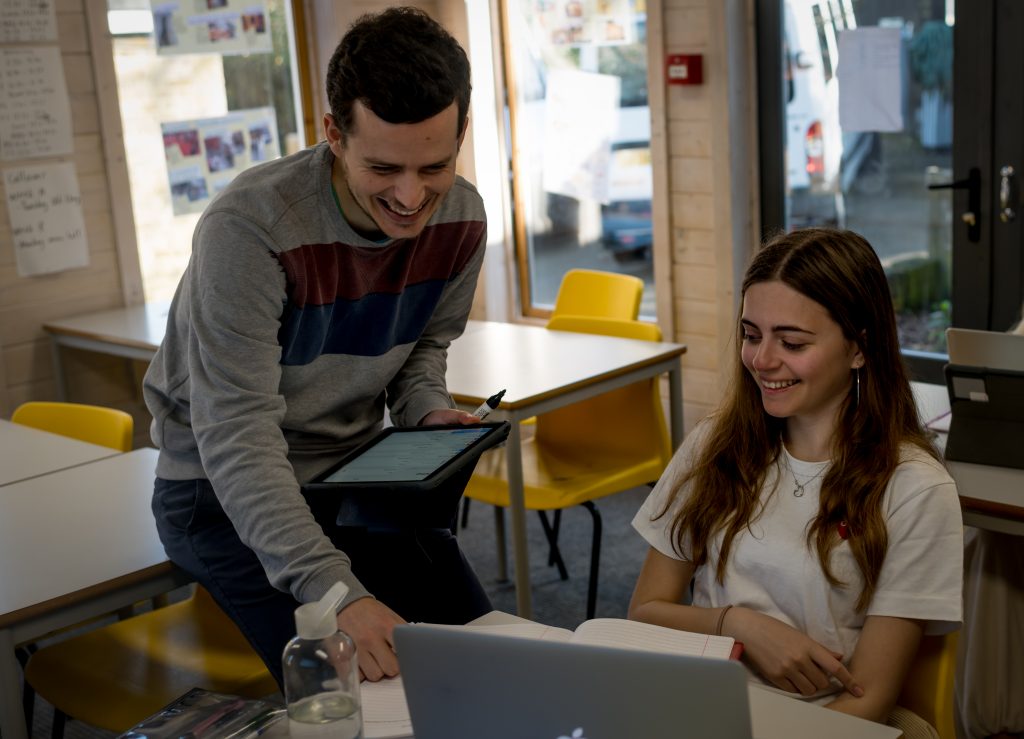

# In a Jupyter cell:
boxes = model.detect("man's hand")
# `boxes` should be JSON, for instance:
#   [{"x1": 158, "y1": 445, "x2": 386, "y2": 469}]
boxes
[
  {"x1": 727, "y1": 607, "x2": 864, "y2": 698},
  {"x1": 419, "y1": 408, "x2": 479, "y2": 426},
  {"x1": 336, "y1": 597, "x2": 406, "y2": 681}
]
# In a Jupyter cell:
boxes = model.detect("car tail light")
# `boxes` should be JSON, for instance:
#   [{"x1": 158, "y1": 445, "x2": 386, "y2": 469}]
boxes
[{"x1": 805, "y1": 121, "x2": 824, "y2": 182}]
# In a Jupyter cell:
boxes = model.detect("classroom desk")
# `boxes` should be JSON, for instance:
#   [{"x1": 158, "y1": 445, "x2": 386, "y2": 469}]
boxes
[
  {"x1": 446, "y1": 320, "x2": 686, "y2": 617},
  {"x1": 912, "y1": 381, "x2": 1024, "y2": 536},
  {"x1": 45, "y1": 305, "x2": 688, "y2": 618},
  {"x1": 43, "y1": 300, "x2": 170, "y2": 400},
  {"x1": 0, "y1": 447, "x2": 188, "y2": 739},
  {"x1": 0, "y1": 419, "x2": 119, "y2": 486}
]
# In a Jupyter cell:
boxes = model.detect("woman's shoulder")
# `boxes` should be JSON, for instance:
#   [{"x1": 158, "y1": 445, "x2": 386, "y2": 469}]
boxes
[
  {"x1": 885, "y1": 442, "x2": 958, "y2": 512},
  {"x1": 666, "y1": 415, "x2": 717, "y2": 472}
]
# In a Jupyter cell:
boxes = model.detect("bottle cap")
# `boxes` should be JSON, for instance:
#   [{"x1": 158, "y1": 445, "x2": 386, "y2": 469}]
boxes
[{"x1": 295, "y1": 582, "x2": 349, "y2": 639}]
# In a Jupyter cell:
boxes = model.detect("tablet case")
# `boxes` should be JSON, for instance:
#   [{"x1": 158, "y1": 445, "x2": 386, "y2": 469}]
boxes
[
  {"x1": 301, "y1": 422, "x2": 511, "y2": 532},
  {"x1": 944, "y1": 364, "x2": 1024, "y2": 470}
]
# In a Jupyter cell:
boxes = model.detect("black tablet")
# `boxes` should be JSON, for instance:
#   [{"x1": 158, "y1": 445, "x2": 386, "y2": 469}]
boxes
[
  {"x1": 302, "y1": 422, "x2": 510, "y2": 531},
  {"x1": 306, "y1": 421, "x2": 510, "y2": 492}
]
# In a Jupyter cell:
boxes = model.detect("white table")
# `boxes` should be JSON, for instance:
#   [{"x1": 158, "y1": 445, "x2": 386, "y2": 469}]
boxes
[
  {"x1": 43, "y1": 300, "x2": 170, "y2": 400},
  {"x1": 0, "y1": 448, "x2": 188, "y2": 739},
  {"x1": 913, "y1": 381, "x2": 1024, "y2": 536},
  {"x1": 0, "y1": 419, "x2": 119, "y2": 486},
  {"x1": 46, "y1": 306, "x2": 688, "y2": 618}
]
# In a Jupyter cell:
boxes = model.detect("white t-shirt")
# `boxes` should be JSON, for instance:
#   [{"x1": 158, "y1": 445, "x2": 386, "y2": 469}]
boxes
[{"x1": 632, "y1": 420, "x2": 963, "y2": 697}]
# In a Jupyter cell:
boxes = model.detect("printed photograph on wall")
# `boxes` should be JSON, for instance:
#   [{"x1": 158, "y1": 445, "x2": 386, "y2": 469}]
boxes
[
  {"x1": 162, "y1": 107, "x2": 279, "y2": 215},
  {"x1": 151, "y1": 0, "x2": 271, "y2": 55}
]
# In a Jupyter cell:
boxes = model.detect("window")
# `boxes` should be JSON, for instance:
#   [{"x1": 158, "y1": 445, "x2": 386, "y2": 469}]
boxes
[
  {"x1": 107, "y1": 0, "x2": 308, "y2": 301},
  {"x1": 760, "y1": 0, "x2": 1024, "y2": 382},
  {"x1": 500, "y1": 0, "x2": 656, "y2": 318}
]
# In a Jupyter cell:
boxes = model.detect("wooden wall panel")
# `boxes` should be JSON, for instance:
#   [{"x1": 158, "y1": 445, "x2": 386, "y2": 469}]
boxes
[
  {"x1": 659, "y1": 0, "x2": 759, "y2": 428},
  {"x1": 0, "y1": 0, "x2": 141, "y2": 422}
]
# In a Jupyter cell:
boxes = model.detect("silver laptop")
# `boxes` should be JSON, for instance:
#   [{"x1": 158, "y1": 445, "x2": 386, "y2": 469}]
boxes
[
  {"x1": 947, "y1": 327, "x2": 1024, "y2": 371},
  {"x1": 393, "y1": 624, "x2": 753, "y2": 739}
]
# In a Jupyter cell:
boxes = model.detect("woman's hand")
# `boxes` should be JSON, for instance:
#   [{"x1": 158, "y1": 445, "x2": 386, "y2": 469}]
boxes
[{"x1": 727, "y1": 607, "x2": 863, "y2": 698}]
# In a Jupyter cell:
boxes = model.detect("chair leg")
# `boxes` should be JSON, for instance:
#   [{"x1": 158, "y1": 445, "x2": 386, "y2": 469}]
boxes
[
  {"x1": 460, "y1": 497, "x2": 472, "y2": 529},
  {"x1": 537, "y1": 511, "x2": 569, "y2": 580},
  {"x1": 581, "y1": 501, "x2": 602, "y2": 620},
  {"x1": 492, "y1": 506, "x2": 508, "y2": 582},
  {"x1": 16, "y1": 645, "x2": 35, "y2": 732},
  {"x1": 547, "y1": 510, "x2": 562, "y2": 566},
  {"x1": 52, "y1": 709, "x2": 67, "y2": 739}
]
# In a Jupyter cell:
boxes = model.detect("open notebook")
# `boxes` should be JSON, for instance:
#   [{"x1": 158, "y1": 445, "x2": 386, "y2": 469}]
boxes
[{"x1": 362, "y1": 618, "x2": 741, "y2": 739}]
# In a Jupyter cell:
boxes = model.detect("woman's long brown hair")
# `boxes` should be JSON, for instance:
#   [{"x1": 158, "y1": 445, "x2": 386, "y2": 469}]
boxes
[{"x1": 663, "y1": 228, "x2": 938, "y2": 611}]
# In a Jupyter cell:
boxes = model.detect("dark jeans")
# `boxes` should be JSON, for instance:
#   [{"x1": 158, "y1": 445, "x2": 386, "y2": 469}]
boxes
[{"x1": 152, "y1": 477, "x2": 492, "y2": 688}]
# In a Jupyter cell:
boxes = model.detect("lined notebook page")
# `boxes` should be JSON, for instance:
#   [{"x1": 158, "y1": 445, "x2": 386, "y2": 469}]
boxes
[
  {"x1": 570, "y1": 617, "x2": 736, "y2": 659},
  {"x1": 361, "y1": 677, "x2": 412, "y2": 739}
]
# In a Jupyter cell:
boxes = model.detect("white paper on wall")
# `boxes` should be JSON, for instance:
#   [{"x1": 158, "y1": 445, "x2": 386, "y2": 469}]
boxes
[
  {"x1": 4, "y1": 162, "x2": 90, "y2": 277},
  {"x1": 0, "y1": 0, "x2": 57, "y2": 43},
  {"x1": 837, "y1": 28, "x2": 904, "y2": 133},
  {"x1": 0, "y1": 46, "x2": 74, "y2": 160}
]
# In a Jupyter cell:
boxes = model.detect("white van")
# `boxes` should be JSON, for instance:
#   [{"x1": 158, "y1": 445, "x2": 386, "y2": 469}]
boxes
[{"x1": 784, "y1": 0, "x2": 877, "y2": 226}]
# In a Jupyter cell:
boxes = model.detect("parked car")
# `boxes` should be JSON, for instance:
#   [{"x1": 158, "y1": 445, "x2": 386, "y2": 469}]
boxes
[{"x1": 600, "y1": 107, "x2": 653, "y2": 260}]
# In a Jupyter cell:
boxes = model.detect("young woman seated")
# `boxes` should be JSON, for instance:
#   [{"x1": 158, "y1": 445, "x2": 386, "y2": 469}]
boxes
[{"x1": 629, "y1": 228, "x2": 963, "y2": 732}]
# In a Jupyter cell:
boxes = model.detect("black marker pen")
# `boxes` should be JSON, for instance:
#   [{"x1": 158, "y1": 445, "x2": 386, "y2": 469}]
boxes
[{"x1": 472, "y1": 389, "x2": 506, "y2": 419}]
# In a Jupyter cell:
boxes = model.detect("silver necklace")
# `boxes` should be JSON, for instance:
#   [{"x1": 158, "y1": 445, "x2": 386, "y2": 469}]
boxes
[{"x1": 782, "y1": 453, "x2": 828, "y2": 497}]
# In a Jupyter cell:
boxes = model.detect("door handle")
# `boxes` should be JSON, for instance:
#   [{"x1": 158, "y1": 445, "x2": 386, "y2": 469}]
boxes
[
  {"x1": 927, "y1": 167, "x2": 981, "y2": 242},
  {"x1": 1000, "y1": 165, "x2": 1016, "y2": 222}
]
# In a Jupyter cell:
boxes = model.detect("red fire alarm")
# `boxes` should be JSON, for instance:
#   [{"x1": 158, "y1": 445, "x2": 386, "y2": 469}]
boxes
[{"x1": 666, "y1": 54, "x2": 703, "y2": 85}]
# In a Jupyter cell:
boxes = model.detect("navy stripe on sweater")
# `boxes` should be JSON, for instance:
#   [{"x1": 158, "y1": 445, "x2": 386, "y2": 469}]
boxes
[{"x1": 274, "y1": 220, "x2": 483, "y2": 365}]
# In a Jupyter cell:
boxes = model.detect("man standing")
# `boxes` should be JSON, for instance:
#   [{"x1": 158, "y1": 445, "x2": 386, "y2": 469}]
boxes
[{"x1": 144, "y1": 7, "x2": 490, "y2": 685}]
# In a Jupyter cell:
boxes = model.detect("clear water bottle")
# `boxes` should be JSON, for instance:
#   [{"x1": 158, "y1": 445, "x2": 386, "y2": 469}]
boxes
[{"x1": 282, "y1": 582, "x2": 363, "y2": 739}]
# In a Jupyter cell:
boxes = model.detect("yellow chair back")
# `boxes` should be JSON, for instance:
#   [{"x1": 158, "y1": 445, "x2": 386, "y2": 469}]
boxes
[
  {"x1": 538, "y1": 315, "x2": 670, "y2": 465},
  {"x1": 12, "y1": 401, "x2": 133, "y2": 452},
  {"x1": 469, "y1": 315, "x2": 671, "y2": 509},
  {"x1": 898, "y1": 631, "x2": 958, "y2": 739},
  {"x1": 550, "y1": 269, "x2": 644, "y2": 321}
]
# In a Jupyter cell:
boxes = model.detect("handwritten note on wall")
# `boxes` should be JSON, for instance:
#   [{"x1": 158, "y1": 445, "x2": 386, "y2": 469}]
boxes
[
  {"x1": 0, "y1": 0, "x2": 57, "y2": 43},
  {"x1": 0, "y1": 46, "x2": 73, "y2": 160},
  {"x1": 4, "y1": 162, "x2": 89, "y2": 277}
]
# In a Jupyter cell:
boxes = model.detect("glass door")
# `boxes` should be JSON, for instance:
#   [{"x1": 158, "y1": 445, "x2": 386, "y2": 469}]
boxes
[
  {"x1": 760, "y1": 0, "x2": 1024, "y2": 380},
  {"x1": 501, "y1": 0, "x2": 656, "y2": 318}
]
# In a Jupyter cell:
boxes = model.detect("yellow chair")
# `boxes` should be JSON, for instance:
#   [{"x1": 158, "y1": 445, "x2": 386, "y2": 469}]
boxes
[
  {"x1": 12, "y1": 401, "x2": 134, "y2": 451},
  {"x1": 11, "y1": 401, "x2": 135, "y2": 725},
  {"x1": 458, "y1": 268, "x2": 646, "y2": 526},
  {"x1": 549, "y1": 268, "x2": 644, "y2": 321},
  {"x1": 897, "y1": 631, "x2": 958, "y2": 739},
  {"x1": 24, "y1": 585, "x2": 279, "y2": 734},
  {"x1": 12, "y1": 405, "x2": 276, "y2": 734},
  {"x1": 464, "y1": 315, "x2": 672, "y2": 618}
]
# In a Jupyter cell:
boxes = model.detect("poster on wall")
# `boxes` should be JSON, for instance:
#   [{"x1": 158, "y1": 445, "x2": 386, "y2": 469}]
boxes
[
  {"x1": 542, "y1": 69, "x2": 620, "y2": 203},
  {"x1": 162, "y1": 107, "x2": 280, "y2": 215},
  {"x1": 3, "y1": 162, "x2": 89, "y2": 277},
  {"x1": 0, "y1": 47, "x2": 73, "y2": 161},
  {"x1": 151, "y1": 0, "x2": 272, "y2": 56},
  {"x1": 532, "y1": 0, "x2": 637, "y2": 47},
  {"x1": 0, "y1": 0, "x2": 57, "y2": 43}
]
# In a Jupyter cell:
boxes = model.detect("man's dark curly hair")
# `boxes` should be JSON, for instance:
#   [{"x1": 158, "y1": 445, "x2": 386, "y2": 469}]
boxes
[{"x1": 326, "y1": 7, "x2": 471, "y2": 140}]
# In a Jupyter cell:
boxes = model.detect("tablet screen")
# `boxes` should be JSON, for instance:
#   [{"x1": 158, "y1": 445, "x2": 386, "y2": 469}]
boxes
[{"x1": 322, "y1": 427, "x2": 496, "y2": 483}]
